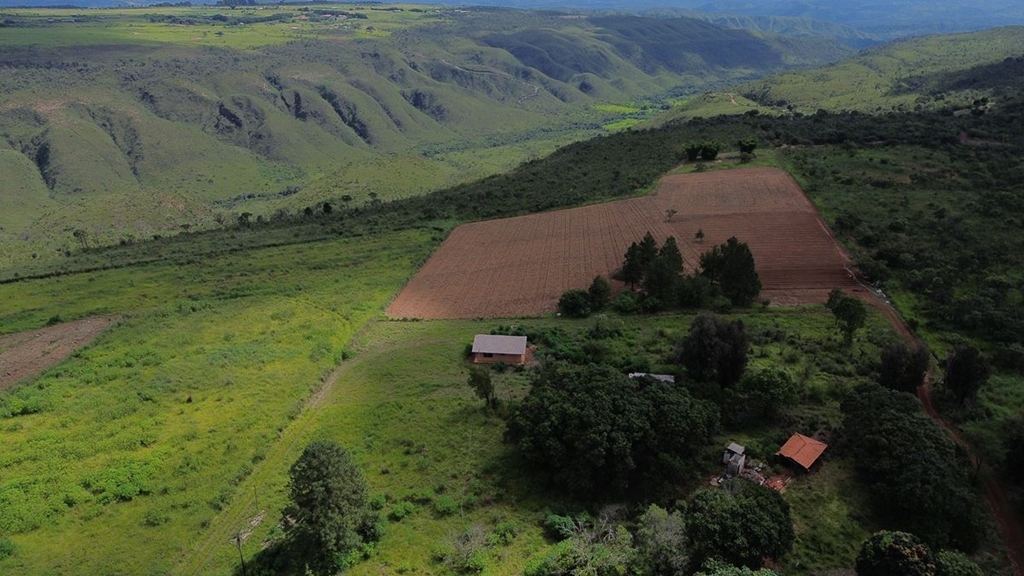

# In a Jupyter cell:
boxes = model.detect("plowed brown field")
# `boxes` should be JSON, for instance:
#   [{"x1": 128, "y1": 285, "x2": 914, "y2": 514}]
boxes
[{"x1": 388, "y1": 167, "x2": 862, "y2": 319}]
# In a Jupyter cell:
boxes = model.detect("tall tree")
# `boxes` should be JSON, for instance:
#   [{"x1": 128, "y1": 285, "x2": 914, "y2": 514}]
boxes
[
  {"x1": 736, "y1": 367, "x2": 799, "y2": 422},
  {"x1": 467, "y1": 366, "x2": 495, "y2": 408},
  {"x1": 659, "y1": 236, "x2": 684, "y2": 274},
  {"x1": 878, "y1": 340, "x2": 930, "y2": 393},
  {"x1": 826, "y1": 288, "x2": 867, "y2": 345},
  {"x1": 676, "y1": 313, "x2": 749, "y2": 387},
  {"x1": 588, "y1": 275, "x2": 612, "y2": 312},
  {"x1": 700, "y1": 238, "x2": 761, "y2": 306},
  {"x1": 638, "y1": 231, "x2": 659, "y2": 271},
  {"x1": 943, "y1": 344, "x2": 990, "y2": 405},
  {"x1": 622, "y1": 242, "x2": 645, "y2": 288},
  {"x1": 286, "y1": 441, "x2": 379, "y2": 574}
]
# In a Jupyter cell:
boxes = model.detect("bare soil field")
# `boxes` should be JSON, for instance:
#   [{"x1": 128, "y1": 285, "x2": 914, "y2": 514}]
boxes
[
  {"x1": 0, "y1": 316, "x2": 117, "y2": 390},
  {"x1": 388, "y1": 167, "x2": 862, "y2": 319}
]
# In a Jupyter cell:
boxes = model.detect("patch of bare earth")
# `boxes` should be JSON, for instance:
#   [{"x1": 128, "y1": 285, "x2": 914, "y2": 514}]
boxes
[
  {"x1": 0, "y1": 316, "x2": 117, "y2": 390},
  {"x1": 388, "y1": 167, "x2": 861, "y2": 319}
]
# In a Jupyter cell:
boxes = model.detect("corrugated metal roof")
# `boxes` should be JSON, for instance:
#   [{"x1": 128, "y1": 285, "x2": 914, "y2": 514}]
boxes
[
  {"x1": 776, "y1": 433, "x2": 828, "y2": 470},
  {"x1": 472, "y1": 335, "x2": 527, "y2": 355}
]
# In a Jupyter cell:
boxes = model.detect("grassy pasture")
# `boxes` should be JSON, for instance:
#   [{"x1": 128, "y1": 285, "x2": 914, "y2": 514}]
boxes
[{"x1": 0, "y1": 230, "x2": 435, "y2": 575}]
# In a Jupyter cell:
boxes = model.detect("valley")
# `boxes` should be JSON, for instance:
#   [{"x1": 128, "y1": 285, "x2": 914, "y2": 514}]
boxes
[{"x1": 1, "y1": 6, "x2": 1023, "y2": 576}]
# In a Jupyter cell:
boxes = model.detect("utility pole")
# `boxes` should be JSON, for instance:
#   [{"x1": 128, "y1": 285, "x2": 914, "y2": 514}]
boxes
[{"x1": 234, "y1": 532, "x2": 247, "y2": 576}]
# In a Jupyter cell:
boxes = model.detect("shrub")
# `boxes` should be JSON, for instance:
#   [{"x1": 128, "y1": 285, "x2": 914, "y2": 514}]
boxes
[
  {"x1": 433, "y1": 495, "x2": 458, "y2": 516},
  {"x1": 389, "y1": 501, "x2": 415, "y2": 521},
  {"x1": 0, "y1": 538, "x2": 15, "y2": 560},
  {"x1": 558, "y1": 289, "x2": 592, "y2": 318}
]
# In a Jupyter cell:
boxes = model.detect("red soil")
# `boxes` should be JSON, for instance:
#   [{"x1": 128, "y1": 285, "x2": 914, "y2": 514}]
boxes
[
  {"x1": 388, "y1": 167, "x2": 861, "y2": 319},
  {"x1": 0, "y1": 316, "x2": 117, "y2": 390}
]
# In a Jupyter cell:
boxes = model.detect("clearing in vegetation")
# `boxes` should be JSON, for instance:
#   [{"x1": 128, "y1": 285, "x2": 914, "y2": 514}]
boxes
[
  {"x1": 0, "y1": 316, "x2": 116, "y2": 390},
  {"x1": 388, "y1": 167, "x2": 860, "y2": 319}
]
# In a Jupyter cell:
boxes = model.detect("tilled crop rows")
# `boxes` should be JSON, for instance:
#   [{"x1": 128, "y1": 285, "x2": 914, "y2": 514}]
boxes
[{"x1": 388, "y1": 167, "x2": 861, "y2": 319}]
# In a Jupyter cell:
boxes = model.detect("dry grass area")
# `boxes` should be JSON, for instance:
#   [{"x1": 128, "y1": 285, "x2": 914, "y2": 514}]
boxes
[{"x1": 388, "y1": 167, "x2": 861, "y2": 319}]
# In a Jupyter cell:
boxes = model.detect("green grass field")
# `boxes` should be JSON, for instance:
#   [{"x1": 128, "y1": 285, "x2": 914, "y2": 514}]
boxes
[{"x1": 0, "y1": 230, "x2": 436, "y2": 575}]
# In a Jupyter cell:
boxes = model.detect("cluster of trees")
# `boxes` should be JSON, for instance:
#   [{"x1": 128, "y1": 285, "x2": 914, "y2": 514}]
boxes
[
  {"x1": 559, "y1": 232, "x2": 761, "y2": 317},
  {"x1": 526, "y1": 480, "x2": 793, "y2": 576},
  {"x1": 855, "y1": 531, "x2": 983, "y2": 576},
  {"x1": 505, "y1": 362, "x2": 720, "y2": 498},
  {"x1": 841, "y1": 385, "x2": 983, "y2": 550},
  {"x1": 681, "y1": 142, "x2": 722, "y2": 162}
]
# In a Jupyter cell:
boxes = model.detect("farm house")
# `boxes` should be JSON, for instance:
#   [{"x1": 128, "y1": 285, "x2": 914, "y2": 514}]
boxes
[
  {"x1": 776, "y1": 433, "x2": 828, "y2": 472},
  {"x1": 471, "y1": 335, "x2": 528, "y2": 365}
]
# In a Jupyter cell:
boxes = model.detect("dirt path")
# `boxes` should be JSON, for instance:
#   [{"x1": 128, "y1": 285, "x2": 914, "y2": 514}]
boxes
[
  {"x1": 863, "y1": 287, "x2": 1024, "y2": 575},
  {"x1": 796, "y1": 178, "x2": 1024, "y2": 573},
  {"x1": 0, "y1": 316, "x2": 118, "y2": 390},
  {"x1": 917, "y1": 379, "x2": 1024, "y2": 576},
  {"x1": 177, "y1": 333, "x2": 448, "y2": 576}
]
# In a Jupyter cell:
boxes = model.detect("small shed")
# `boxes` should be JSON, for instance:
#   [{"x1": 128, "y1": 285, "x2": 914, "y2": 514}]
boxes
[
  {"x1": 628, "y1": 373, "x2": 676, "y2": 383},
  {"x1": 471, "y1": 335, "x2": 528, "y2": 365},
  {"x1": 776, "y1": 433, "x2": 828, "y2": 472},
  {"x1": 723, "y1": 442, "x2": 746, "y2": 477}
]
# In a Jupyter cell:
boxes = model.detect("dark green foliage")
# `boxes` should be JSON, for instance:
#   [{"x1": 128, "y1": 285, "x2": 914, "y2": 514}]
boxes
[
  {"x1": 284, "y1": 440, "x2": 379, "y2": 575},
  {"x1": 737, "y1": 138, "x2": 758, "y2": 154},
  {"x1": 700, "y1": 237, "x2": 761, "y2": 307},
  {"x1": 588, "y1": 275, "x2": 612, "y2": 312},
  {"x1": 941, "y1": 345, "x2": 990, "y2": 405},
  {"x1": 633, "y1": 504, "x2": 688, "y2": 576},
  {"x1": 825, "y1": 288, "x2": 867, "y2": 345},
  {"x1": 685, "y1": 143, "x2": 703, "y2": 162},
  {"x1": 505, "y1": 362, "x2": 719, "y2": 498},
  {"x1": 638, "y1": 232, "x2": 659, "y2": 271},
  {"x1": 622, "y1": 243, "x2": 645, "y2": 288},
  {"x1": 658, "y1": 236, "x2": 684, "y2": 275},
  {"x1": 1005, "y1": 413, "x2": 1024, "y2": 483},
  {"x1": 878, "y1": 340, "x2": 930, "y2": 394},
  {"x1": 734, "y1": 367, "x2": 800, "y2": 423},
  {"x1": 855, "y1": 531, "x2": 936, "y2": 576},
  {"x1": 0, "y1": 538, "x2": 15, "y2": 560},
  {"x1": 676, "y1": 313, "x2": 749, "y2": 387},
  {"x1": 467, "y1": 366, "x2": 495, "y2": 408},
  {"x1": 699, "y1": 142, "x2": 722, "y2": 161},
  {"x1": 841, "y1": 385, "x2": 982, "y2": 550},
  {"x1": 558, "y1": 289, "x2": 592, "y2": 318},
  {"x1": 695, "y1": 562, "x2": 780, "y2": 576},
  {"x1": 686, "y1": 480, "x2": 794, "y2": 568},
  {"x1": 934, "y1": 550, "x2": 984, "y2": 576}
]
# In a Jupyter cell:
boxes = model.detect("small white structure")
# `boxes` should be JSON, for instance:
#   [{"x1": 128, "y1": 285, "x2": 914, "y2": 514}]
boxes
[
  {"x1": 723, "y1": 442, "x2": 746, "y2": 477},
  {"x1": 471, "y1": 335, "x2": 528, "y2": 365}
]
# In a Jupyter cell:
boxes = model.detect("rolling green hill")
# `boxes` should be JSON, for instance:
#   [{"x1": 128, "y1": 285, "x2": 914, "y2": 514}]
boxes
[
  {"x1": 655, "y1": 26, "x2": 1024, "y2": 121},
  {"x1": 0, "y1": 4, "x2": 850, "y2": 271}
]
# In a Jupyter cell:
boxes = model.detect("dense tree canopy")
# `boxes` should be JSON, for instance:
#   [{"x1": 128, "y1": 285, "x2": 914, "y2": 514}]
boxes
[
  {"x1": 675, "y1": 313, "x2": 749, "y2": 387},
  {"x1": 878, "y1": 340, "x2": 930, "y2": 394},
  {"x1": 855, "y1": 531, "x2": 936, "y2": 576},
  {"x1": 841, "y1": 385, "x2": 982, "y2": 550},
  {"x1": 505, "y1": 362, "x2": 719, "y2": 498},
  {"x1": 942, "y1": 344, "x2": 990, "y2": 405},
  {"x1": 685, "y1": 480, "x2": 794, "y2": 568},
  {"x1": 699, "y1": 237, "x2": 761, "y2": 306}
]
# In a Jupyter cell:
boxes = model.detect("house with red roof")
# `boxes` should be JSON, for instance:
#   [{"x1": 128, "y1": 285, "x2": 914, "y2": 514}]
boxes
[{"x1": 776, "y1": 433, "x2": 828, "y2": 472}]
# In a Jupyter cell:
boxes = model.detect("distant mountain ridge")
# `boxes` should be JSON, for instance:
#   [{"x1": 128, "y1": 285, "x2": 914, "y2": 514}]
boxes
[{"x1": 0, "y1": 7, "x2": 848, "y2": 269}]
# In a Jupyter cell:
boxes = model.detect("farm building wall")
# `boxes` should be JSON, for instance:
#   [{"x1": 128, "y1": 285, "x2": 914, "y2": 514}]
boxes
[{"x1": 472, "y1": 352, "x2": 525, "y2": 365}]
